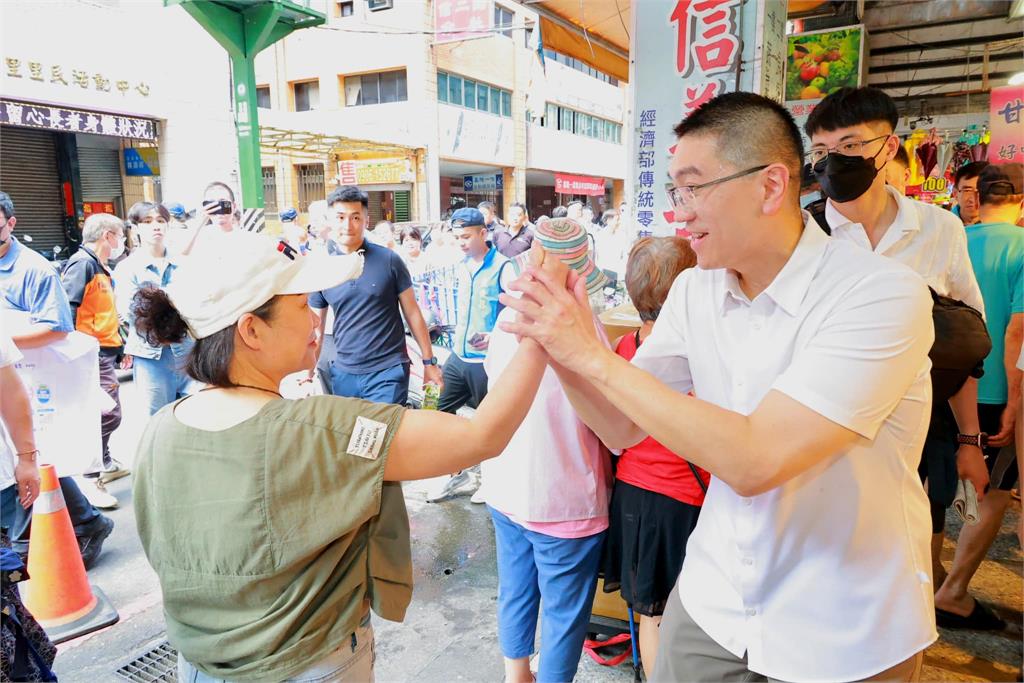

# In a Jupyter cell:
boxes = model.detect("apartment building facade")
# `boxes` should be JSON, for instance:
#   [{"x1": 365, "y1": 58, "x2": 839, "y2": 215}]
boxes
[{"x1": 254, "y1": 0, "x2": 629, "y2": 225}]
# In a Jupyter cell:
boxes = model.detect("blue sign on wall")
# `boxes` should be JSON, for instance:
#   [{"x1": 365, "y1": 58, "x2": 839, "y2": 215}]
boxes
[
  {"x1": 464, "y1": 173, "x2": 502, "y2": 193},
  {"x1": 123, "y1": 147, "x2": 160, "y2": 176}
]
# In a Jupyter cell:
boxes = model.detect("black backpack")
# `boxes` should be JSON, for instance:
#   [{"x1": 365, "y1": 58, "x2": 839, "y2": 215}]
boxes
[{"x1": 810, "y1": 208, "x2": 991, "y2": 402}]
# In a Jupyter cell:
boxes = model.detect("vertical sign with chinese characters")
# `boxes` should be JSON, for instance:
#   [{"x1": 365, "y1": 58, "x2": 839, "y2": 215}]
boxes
[
  {"x1": 989, "y1": 86, "x2": 1024, "y2": 164},
  {"x1": 629, "y1": 0, "x2": 786, "y2": 236}
]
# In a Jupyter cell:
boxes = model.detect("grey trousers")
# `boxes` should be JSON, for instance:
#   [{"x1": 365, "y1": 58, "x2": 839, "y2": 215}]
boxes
[{"x1": 651, "y1": 583, "x2": 924, "y2": 683}]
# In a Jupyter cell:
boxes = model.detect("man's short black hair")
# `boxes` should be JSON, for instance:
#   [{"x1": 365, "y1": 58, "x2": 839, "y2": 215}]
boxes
[
  {"x1": 552, "y1": 206, "x2": 568, "y2": 218},
  {"x1": 328, "y1": 185, "x2": 368, "y2": 208},
  {"x1": 477, "y1": 200, "x2": 497, "y2": 212},
  {"x1": 955, "y1": 161, "x2": 989, "y2": 188},
  {"x1": 509, "y1": 201, "x2": 527, "y2": 212},
  {"x1": 673, "y1": 91, "x2": 805, "y2": 187},
  {"x1": 805, "y1": 87, "x2": 898, "y2": 138},
  {"x1": 893, "y1": 145, "x2": 910, "y2": 169},
  {"x1": 0, "y1": 191, "x2": 13, "y2": 220}
]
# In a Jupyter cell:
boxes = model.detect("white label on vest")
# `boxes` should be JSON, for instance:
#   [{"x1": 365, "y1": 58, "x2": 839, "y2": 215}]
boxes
[{"x1": 347, "y1": 416, "x2": 388, "y2": 460}]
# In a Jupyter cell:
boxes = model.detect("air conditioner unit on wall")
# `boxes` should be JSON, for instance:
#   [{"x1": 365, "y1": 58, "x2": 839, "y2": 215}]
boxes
[{"x1": 367, "y1": 0, "x2": 393, "y2": 11}]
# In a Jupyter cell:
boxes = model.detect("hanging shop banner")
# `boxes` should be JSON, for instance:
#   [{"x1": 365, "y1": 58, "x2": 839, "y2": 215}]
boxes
[
  {"x1": 555, "y1": 173, "x2": 605, "y2": 196},
  {"x1": 0, "y1": 98, "x2": 157, "y2": 140},
  {"x1": 434, "y1": 0, "x2": 491, "y2": 44},
  {"x1": 123, "y1": 147, "x2": 160, "y2": 176},
  {"x1": 463, "y1": 173, "x2": 503, "y2": 193},
  {"x1": 629, "y1": 0, "x2": 785, "y2": 236},
  {"x1": 785, "y1": 25, "x2": 864, "y2": 102},
  {"x1": 989, "y1": 86, "x2": 1024, "y2": 164},
  {"x1": 338, "y1": 158, "x2": 414, "y2": 185}
]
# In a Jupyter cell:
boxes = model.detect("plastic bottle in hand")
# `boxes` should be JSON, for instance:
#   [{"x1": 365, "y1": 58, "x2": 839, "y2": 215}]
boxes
[{"x1": 421, "y1": 382, "x2": 440, "y2": 410}]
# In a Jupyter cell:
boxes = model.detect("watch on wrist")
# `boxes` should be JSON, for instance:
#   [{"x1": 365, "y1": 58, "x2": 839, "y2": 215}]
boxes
[
  {"x1": 956, "y1": 433, "x2": 987, "y2": 448},
  {"x1": 423, "y1": 357, "x2": 438, "y2": 367}
]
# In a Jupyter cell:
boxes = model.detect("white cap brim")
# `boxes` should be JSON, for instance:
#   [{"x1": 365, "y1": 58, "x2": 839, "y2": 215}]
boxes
[{"x1": 279, "y1": 252, "x2": 364, "y2": 295}]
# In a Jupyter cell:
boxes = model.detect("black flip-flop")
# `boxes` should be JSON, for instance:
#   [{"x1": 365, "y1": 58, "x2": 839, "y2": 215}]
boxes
[{"x1": 936, "y1": 600, "x2": 1006, "y2": 630}]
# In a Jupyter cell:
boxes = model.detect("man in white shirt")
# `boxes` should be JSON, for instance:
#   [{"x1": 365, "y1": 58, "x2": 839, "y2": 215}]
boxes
[
  {"x1": 805, "y1": 86, "x2": 989, "y2": 590},
  {"x1": 501, "y1": 92, "x2": 936, "y2": 681}
]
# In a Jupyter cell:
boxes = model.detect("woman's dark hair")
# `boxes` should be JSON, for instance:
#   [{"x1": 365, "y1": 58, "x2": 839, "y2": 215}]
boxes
[
  {"x1": 625, "y1": 237, "x2": 696, "y2": 322},
  {"x1": 399, "y1": 225, "x2": 422, "y2": 244},
  {"x1": 127, "y1": 201, "x2": 170, "y2": 226},
  {"x1": 132, "y1": 287, "x2": 277, "y2": 387}
]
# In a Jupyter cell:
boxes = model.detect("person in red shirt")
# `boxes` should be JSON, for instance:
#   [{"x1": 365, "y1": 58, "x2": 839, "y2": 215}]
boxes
[{"x1": 600, "y1": 236, "x2": 708, "y2": 677}]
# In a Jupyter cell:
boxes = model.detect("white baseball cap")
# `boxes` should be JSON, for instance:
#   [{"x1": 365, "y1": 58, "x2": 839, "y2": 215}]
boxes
[{"x1": 165, "y1": 231, "x2": 362, "y2": 339}]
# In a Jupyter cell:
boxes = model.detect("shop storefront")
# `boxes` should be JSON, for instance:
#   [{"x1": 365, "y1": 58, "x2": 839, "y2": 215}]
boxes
[
  {"x1": 0, "y1": 98, "x2": 159, "y2": 254},
  {"x1": 441, "y1": 172, "x2": 505, "y2": 218},
  {"x1": 526, "y1": 170, "x2": 611, "y2": 221},
  {"x1": 336, "y1": 156, "x2": 416, "y2": 224}
]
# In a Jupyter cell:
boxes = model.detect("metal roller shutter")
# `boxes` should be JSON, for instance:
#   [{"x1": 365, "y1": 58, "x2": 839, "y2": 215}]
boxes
[
  {"x1": 78, "y1": 146, "x2": 123, "y2": 205},
  {"x1": 368, "y1": 191, "x2": 384, "y2": 225},
  {"x1": 0, "y1": 126, "x2": 65, "y2": 253}
]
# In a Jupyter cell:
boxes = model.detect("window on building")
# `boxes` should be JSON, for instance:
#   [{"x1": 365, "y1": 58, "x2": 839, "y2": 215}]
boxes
[
  {"x1": 448, "y1": 74, "x2": 463, "y2": 106},
  {"x1": 544, "y1": 102, "x2": 622, "y2": 144},
  {"x1": 438, "y1": 72, "x2": 448, "y2": 102},
  {"x1": 337, "y1": 1, "x2": 354, "y2": 17},
  {"x1": 262, "y1": 167, "x2": 278, "y2": 213},
  {"x1": 344, "y1": 70, "x2": 408, "y2": 106},
  {"x1": 293, "y1": 80, "x2": 319, "y2": 111},
  {"x1": 256, "y1": 86, "x2": 271, "y2": 110},
  {"x1": 541, "y1": 48, "x2": 618, "y2": 85},
  {"x1": 437, "y1": 71, "x2": 512, "y2": 119},
  {"x1": 295, "y1": 164, "x2": 325, "y2": 212},
  {"x1": 494, "y1": 5, "x2": 514, "y2": 38}
]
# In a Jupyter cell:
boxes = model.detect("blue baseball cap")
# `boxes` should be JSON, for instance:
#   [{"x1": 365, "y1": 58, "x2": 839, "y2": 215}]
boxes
[
  {"x1": 450, "y1": 207, "x2": 485, "y2": 228},
  {"x1": 280, "y1": 207, "x2": 298, "y2": 222},
  {"x1": 165, "y1": 202, "x2": 186, "y2": 218}
]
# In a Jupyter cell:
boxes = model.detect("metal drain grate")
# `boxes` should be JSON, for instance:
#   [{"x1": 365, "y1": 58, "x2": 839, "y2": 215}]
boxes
[{"x1": 115, "y1": 640, "x2": 178, "y2": 682}]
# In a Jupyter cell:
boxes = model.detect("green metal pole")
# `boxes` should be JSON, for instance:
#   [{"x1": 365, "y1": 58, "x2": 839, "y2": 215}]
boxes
[
  {"x1": 166, "y1": 0, "x2": 324, "y2": 209},
  {"x1": 229, "y1": 54, "x2": 265, "y2": 209}
]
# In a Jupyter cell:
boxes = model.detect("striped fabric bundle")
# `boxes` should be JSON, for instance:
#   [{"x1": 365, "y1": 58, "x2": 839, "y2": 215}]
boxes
[{"x1": 507, "y1": 218, "x2": 609, "y2": 296}]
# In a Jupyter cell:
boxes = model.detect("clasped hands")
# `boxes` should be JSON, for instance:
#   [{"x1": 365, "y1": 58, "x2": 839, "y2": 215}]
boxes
[{"x1": 498, "y1": 241, "x2": 604, "y2": 376}]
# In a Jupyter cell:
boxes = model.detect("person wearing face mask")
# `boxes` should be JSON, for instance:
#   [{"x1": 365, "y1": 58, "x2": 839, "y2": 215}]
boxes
[
  {"x1": 806, "y1": 87, "x2": 990, "y2": 600},
  {"x1": 113, "y1": 202, "x2": 200, "y2": 417},
  {"x1": 61, "y1": 213, "x2": 128, "y2": 506}
]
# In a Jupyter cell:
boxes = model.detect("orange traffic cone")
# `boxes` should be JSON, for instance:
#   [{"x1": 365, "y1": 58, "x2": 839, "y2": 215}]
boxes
[{"x1": 21, "y1": 464, "x2": 118, "y2": 644}]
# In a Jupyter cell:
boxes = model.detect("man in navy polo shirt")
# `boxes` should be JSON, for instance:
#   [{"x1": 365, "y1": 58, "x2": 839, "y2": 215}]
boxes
[{"x1": 310, "y1": 185, "x2": 442, "y2": 404}]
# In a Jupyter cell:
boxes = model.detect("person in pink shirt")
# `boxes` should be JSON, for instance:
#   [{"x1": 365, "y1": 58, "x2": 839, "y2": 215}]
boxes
[{"x1": 483, "y1": 220, "x2": 612, "y2": 683}]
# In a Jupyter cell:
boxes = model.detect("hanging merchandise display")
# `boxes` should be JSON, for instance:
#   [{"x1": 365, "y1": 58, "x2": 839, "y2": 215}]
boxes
[
  {"x1": 935, "y1": 142, "x2": 954, "y2": 181},
  {"x1": 903, "y1": 129, "x2": 928, "y2": 187},
  {"x1": 916, "y1": 129, "x2": 939, "y2": 179}
]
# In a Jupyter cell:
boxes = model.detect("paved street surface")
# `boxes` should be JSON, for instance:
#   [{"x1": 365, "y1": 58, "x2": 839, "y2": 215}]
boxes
[{"x1": 52, "y1": 379, "x2": 1023, "y2": 682}]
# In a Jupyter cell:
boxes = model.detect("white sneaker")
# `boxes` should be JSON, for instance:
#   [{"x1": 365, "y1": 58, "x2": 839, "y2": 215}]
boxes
[
  {"x1": 425, "y1": 471, "x2": 475, "y2": 502},
  {"x1": 77, "y1": 477, "x2": 119, "y2": 510},
  {"x1": 98, "y1": 457, "x2": 131, "y2": 484}
]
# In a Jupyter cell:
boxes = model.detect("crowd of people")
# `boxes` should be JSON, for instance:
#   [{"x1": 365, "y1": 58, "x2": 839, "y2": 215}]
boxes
[{"x1": 0, "y1": 84, "x2": 1021, "y2": 683}]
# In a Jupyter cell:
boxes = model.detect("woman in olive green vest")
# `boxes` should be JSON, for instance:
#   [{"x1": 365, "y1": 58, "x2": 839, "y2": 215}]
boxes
[{"x1": 131, "y1": 232, "x2": 549, "y2": 682}]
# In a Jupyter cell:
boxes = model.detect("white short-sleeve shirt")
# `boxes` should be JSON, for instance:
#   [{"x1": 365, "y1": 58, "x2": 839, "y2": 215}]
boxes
[
  {"x1": 827, "y1": 185, "x2": 985, "y2": 313},
  {"x1": 633, "y1": 217, "x2": 938, "y2": 681},
  {"x1": 0, "y1": 330, "x2": 24, "y2": 491}
]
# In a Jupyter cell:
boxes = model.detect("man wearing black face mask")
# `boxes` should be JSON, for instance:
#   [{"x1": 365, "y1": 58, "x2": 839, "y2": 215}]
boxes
[{"x1": 806, "y1": 87, "x2": 989, "y2": 602}]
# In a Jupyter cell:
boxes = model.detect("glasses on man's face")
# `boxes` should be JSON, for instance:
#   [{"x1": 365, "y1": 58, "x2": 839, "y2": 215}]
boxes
[
  {"x1": 665, "y1": 165, "x2": 770, "y2": 212},
  {"x1": 807, "y1": 135, "x2": 890, "y2": 165}
]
